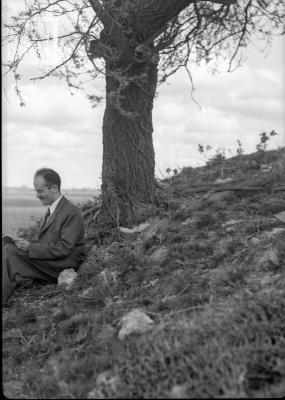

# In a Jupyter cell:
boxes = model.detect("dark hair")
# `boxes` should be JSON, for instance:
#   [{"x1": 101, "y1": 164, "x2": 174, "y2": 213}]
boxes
[{"x1": 34, "y1": 168, "x2": 61, "y2": 191}]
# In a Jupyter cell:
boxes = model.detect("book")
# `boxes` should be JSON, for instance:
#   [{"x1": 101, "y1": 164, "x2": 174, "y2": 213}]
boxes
[{"x1": 2, "y1": 236, "x2": 15, "y2": 245}]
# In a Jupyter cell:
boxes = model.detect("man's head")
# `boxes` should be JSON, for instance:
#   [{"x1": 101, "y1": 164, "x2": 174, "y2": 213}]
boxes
[{"x1": 34, "y1": 168, "x2": 61, "y2": 206}]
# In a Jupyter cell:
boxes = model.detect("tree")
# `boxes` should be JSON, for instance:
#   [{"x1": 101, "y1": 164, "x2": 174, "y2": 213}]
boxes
[{"x1": 3, "y1": 0, "x2": 284, "y2": 226}]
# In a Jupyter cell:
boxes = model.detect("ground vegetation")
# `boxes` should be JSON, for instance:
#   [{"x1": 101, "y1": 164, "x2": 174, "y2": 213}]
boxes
[{"x1": 3, "y1": 145, "x2": 285, "y2": 398}]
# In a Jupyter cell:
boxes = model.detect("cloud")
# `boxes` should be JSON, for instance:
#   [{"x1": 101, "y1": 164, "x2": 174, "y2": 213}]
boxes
[
  {"x1": 153, "y1": 50, "x2": 284, "y2": 176},
  {"x1": 2, "y1": 24, "x2": 284, "y2": 188},
  {"x1": 4, "y1": 81, "x2": 104, "y2": 124},
  {"x1": 2, "y1": 121, "x2": 103, "y2": 188},
  {"x1": 2, "y1": 80, "x2": 105, "y2": 188}
]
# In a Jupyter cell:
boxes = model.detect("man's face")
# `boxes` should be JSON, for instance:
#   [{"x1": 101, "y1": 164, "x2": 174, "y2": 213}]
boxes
[{"x1": 34, "y1": 176, "x2": 58, "y2": 206}]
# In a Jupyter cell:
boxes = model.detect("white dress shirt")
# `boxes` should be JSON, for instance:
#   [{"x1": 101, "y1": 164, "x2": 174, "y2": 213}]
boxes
[{"x1": 48, "y1": 194, "x2": 64, "y2": 216}]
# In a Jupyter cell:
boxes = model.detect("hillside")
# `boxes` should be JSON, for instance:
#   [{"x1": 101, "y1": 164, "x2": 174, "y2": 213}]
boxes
[{"x1": 3, "y1": 147, "x2": 285, "y2": 399}]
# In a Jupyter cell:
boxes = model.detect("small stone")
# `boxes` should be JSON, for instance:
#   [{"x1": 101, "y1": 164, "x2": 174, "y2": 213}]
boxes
[
  {"x1": 250, "y1": 237, "x2": 260, "y2": 245},
  {"x1": 261, "y1": 168, "x2": 272, "y2": 172},
  {"x1": 119, "y1": 222, "x2": 151, "y2": 234},
  {"x1": 87, "y1": 372, "x2": 120, "y2": 398},
  {"x1": 223, "y1": 219, "x2": 243, "y2": 226},
  {"x1": 118, "y1": 308, "x2": 154, "y2": 340},
  {"x1": 260, "y1": 275, "x2": 272, "y2": 286},
  {"x1": 78, "y1": 287, "x2": 94, "y2": 298},
  {"x1": 261, "y1": 164, "x2": 272, "y2": 171},
  {"x1": 96, "y1": 371, "x2": 119, "y2": 387},
  {"x1": 273, "y1": 211, "x2": 285, "y2": 224},
  {"x1": 87, "y1": 371, "x2": 120, "y2": 399},
  {"x1": 149, "y1": 246, "x2": 169, "y2": 264},
  {"x1": 263, "y1": 227, "x2": 285, "y2": 238},
  {"x1": 214, "y1": 177, "x2": 233, "y2": 184},
  {"x1": 86, "y1": 388, "x2": 101, "y2": 399},
  {"x1": 181, "y1": 218, "x2": 194, "y2": 226},
  {"x1": 170, "y1": 384, "x2": 188, "y2": 398},
  {"x1": 3, "y1": 381, "x2": 24, "y2": 399},
  {"x1": 57, "y1": 268, "x2": 77, "y2": 288}
]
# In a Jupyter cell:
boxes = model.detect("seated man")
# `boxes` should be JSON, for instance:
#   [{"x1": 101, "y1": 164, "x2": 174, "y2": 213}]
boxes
[{"x1": 2, "y1": 168, "x2": 85, "y2": 305}]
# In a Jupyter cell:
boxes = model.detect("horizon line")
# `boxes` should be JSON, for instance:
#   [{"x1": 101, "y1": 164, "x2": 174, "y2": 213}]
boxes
[{"x1": 2, "y1": 185, "x2": 100, "y2": 191}]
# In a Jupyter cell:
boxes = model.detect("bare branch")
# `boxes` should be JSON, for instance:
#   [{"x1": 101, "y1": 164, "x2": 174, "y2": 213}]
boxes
[
  {"x1": 88, "y1": 0, "x2": 129, "y2": 50},
  {"x1": 2, "y1": 0, "x2": 284, "y2": 107}
]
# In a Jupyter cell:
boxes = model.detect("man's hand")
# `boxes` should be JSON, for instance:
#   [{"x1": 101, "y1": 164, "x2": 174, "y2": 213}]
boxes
[{"x1": 14, "y1": 238, "x2": 30, "y2": 251}]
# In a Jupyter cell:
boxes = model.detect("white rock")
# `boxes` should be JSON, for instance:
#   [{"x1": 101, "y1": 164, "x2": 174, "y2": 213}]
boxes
[
  {"x1": 181, "y1": 218, "x2": 193, "y2": 226},
  {"x1": 119, "y1": 222, "x2": 151, "y2": 234},
  {"x1": 263, "y1": 227, "x2": 285, "y2": 238},
  {"x1": 142, "y1": 279, "x2": 159, "y2": 288},
  {"x1": 261, "y1": 164, "x2": 272, "y2": 171},
  {"x1": 273, "y1": 211, "x2": 285, "y2": 224},
  {"x1": 87, "y1": 372, "x2": 120, "y2": 399},
  {"x1": 57, "y1": 268, "x2": 77, "y2": 288},
  {"x1": 261, "y1": 168, "x2": 272, "y2": 172},
  {"x1": 149, "y1": 246, "x2": 169, "y2": 264},
  {"x1": 78, "y1": 287, "x2": 94, "y2": 298},
  {"x1": 96, "y1": 371, "x2": 119, "y2": 388},
  {"x1": 118, "y1": 308, "x2": 154, "y2": 340},
  {"x1": 272, "y1": 227, "x2": 285, "y2": 235},
  {"x1": 170, "y1": 384, "x2": 188, "y2": 399},
  {"x1": 223, "y1": 219, "x2": 244, "y2": 226},
  {"x1": 86, "y1": 388, "x2": 100, "y2": 399},
  {"x1": 250, "y1": 237, "x2": 260, "y2": 245},
  {"x1": 214, "y1": 177, "x2": 233, "y2": 184}
]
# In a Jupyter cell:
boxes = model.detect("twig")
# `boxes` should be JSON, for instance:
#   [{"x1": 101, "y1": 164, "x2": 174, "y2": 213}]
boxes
[
  {"x1": 82, "y1": 204, "x2": 100, "y2": 218},
  {"x1": 200, "y1": 185, "x2": 265, "y2": 200},
  {"x1": 192, "y1": 185, "x2": 265, "y2": 195},
  {"x1": 86, "y1": 207, "x2": 102, "y2": 231},
  {"x1": 166, "y1": 305, "x2": 204, "y2": 316},
  {"x1": 272, "y1": 186, "x2": 285, "y2": 193},
  {"x1": 176, "y1": 283, "x2": 190, "y2": 296}
]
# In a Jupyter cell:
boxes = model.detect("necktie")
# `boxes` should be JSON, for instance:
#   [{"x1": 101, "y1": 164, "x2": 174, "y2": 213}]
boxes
[{"x1": 43, "y1": 208, "x2": 51, "y2": 226}]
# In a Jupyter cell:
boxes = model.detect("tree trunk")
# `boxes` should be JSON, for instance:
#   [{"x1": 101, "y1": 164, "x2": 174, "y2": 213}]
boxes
[{"x1": 101, "y1": 57, "x2": 158, "y2": 226}]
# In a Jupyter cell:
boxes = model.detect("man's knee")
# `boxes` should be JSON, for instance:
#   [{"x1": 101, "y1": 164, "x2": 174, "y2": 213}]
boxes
[
  {"x1": 2, "y1": 243, "x2": 26, "y2": 261},
  {"x1": 2, "y1": 243, "x2": 17, "y2": 257}
]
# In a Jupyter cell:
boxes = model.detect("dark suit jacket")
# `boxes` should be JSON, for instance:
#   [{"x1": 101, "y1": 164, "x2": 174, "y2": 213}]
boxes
[{"x1": 28, "y1": 196, "x2": 85, "y2": 268}]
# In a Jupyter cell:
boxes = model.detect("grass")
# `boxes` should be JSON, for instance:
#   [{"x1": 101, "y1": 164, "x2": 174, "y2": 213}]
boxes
[{"x1": 2, "y1": 147, "x2": 285, "y2": 399}]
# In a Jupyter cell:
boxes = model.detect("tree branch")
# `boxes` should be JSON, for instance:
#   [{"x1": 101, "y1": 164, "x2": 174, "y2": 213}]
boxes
[
  {"x1": 88, "y1": 0, "x2": 129, "y2": 51},
  {"x1": 133, "y1": 0, "x2": 237, "y2": 52}
]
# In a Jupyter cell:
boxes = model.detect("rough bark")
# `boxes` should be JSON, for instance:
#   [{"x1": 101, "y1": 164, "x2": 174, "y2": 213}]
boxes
[{"x1": 100, "y1": 57, "x2": 158, "y2": 226}]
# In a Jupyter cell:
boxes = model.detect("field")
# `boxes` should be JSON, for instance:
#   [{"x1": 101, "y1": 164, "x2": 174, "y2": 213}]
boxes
[
  {"x1": 2, "y1": 206, "x2": 43, "y2": 237},
  {"x1": 2, "y1": 187, "x2": 98, "y2": 237}
]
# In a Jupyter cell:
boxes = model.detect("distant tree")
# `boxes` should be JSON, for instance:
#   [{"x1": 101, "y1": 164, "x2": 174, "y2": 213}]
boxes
[{"x1": 3, "y1": 0, "x2": 284, "y2": 226}]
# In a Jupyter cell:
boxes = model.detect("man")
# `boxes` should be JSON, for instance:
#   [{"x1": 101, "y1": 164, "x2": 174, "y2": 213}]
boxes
[{"x1": 2, "y1": 168, "x2": 85, "y2": 305}]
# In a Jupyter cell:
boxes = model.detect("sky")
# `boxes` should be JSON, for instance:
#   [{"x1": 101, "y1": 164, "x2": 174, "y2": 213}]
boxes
[{"x1": 2, "y1": 1, "x2": 285, "y2": 189}]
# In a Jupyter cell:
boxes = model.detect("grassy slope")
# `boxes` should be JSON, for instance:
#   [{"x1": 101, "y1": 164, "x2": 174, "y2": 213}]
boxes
[{"x1": 3, "y1": 148, "x2": 285, "y2": 399}]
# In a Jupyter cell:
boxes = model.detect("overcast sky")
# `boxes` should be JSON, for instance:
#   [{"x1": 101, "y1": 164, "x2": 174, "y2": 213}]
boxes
[{"x1": 2, "y1": 1, "x2": 284, "y2": 189}]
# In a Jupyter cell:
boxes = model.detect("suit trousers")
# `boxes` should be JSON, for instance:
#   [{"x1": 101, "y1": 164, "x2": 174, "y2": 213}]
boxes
[{"x1": 2, "y1": 243, "x2": 65, "y2": 305}]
